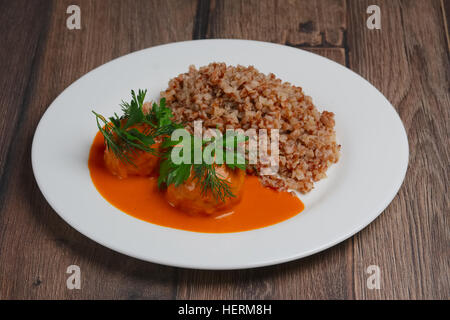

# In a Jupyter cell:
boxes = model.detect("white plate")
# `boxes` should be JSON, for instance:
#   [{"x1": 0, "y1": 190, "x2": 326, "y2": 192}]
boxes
[{"x1": 32, "y1": 40, "x2": 408, "y2": 270}]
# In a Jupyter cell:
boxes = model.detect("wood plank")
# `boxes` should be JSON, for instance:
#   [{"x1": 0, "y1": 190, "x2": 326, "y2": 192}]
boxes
[
  {"x1": 0, "y1": 0, "x2": 52, "y2": 197},
  {"x1": 441, "y1": 0, "x2": 450, "y2": 51},
  {"x1": 177, "y1": 242, "x2": 354, "y2": 299},
  {"x1": 347, "y1": 0, "x2": 450, "y2": 299},
  {"x1": 0, "y1": 0, "x2": 197, "y2": 299},
  {"x1": 176, "y1": 48, "x2": 355, "y2": 300},
  {"x1": 207, "y1": 0, "x2": 347, "y2": 46}
]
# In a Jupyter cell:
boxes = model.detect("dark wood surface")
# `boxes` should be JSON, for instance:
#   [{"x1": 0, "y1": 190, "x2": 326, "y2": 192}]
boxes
[{"x1": 0, "y1": 0, "x2": 448, "y2": 299}]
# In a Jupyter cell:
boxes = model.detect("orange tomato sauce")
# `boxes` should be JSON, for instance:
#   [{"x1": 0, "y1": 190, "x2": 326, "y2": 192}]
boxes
[{"x1": 88, "y1": 132, "x2": 304, "y2": 233}]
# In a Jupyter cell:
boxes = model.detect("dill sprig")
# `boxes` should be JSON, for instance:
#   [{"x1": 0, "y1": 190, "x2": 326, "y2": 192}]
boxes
[
  {"x1": 192, "y1": 164, "x2": 236, "y2": 202},
  {"x1": 92, "y1": 89, "x2": 178, "y2": 166}
]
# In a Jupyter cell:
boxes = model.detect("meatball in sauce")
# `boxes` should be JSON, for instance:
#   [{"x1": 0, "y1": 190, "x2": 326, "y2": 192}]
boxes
[
  {"x1": 165, "y1": 166, "x2": 245, "y2": 215},
  {"x1": 103, "y1": 123, "x2": 160, "y2": 179}
]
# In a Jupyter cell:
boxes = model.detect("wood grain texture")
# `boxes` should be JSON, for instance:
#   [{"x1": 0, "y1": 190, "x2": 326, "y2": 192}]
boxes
[
  {"x1": 207, "y1": 0, "x2": 347, "y2": 46},
  {"x1": 441, "y1": 0, "x2": 450, "y2": 51},
  {"x1": 347, "y1": 0, "x2": 450, "y2": 299},
  {"x1": 0, "y1": 0, "x2": 52, "y2": 199},
  {"x1": 0, "y1": 0, "x2": 197, "y2": 299},
  {"x1": 0, "y1": 0, "x2": 448, "y2": 300}
]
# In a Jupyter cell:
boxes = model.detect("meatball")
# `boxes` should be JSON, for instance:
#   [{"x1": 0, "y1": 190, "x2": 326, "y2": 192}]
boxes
[
  {"x1": 165, "y1": 166, "x2": 245, "y2": 215},
  {"x1": 104, "y1": 145, "x2": 160, "y2": 179},
  {"x1": 103, "y1": 123, "x2": 160, "y2": 179}
]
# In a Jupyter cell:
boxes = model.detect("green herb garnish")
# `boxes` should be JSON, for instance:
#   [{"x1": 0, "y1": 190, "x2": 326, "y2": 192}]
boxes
[
  {"x1": 93, "y1": 89, "x2": 246, "y2": 201},
  {"x1": 157, "y1": 130, "x2": 247, "y2": 202},
  {"x1": 93, "y1": 90, "x2": 180, "y2": 166}
]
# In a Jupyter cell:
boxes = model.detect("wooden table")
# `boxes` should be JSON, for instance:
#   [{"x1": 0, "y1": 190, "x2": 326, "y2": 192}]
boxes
[{"x1": 0, "y1": 0, "x2": 448, "y2": 300}]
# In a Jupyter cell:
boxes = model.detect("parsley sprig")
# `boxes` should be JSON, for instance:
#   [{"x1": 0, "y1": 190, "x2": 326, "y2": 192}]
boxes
[{"x1": 158, "y1": 131, "x2": 247, "y2": 202}]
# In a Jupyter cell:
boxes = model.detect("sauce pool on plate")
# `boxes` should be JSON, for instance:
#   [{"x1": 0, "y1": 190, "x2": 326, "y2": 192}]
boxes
[{"x1": 88, "y1": 132, "x2": 304, "y2": 233}]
